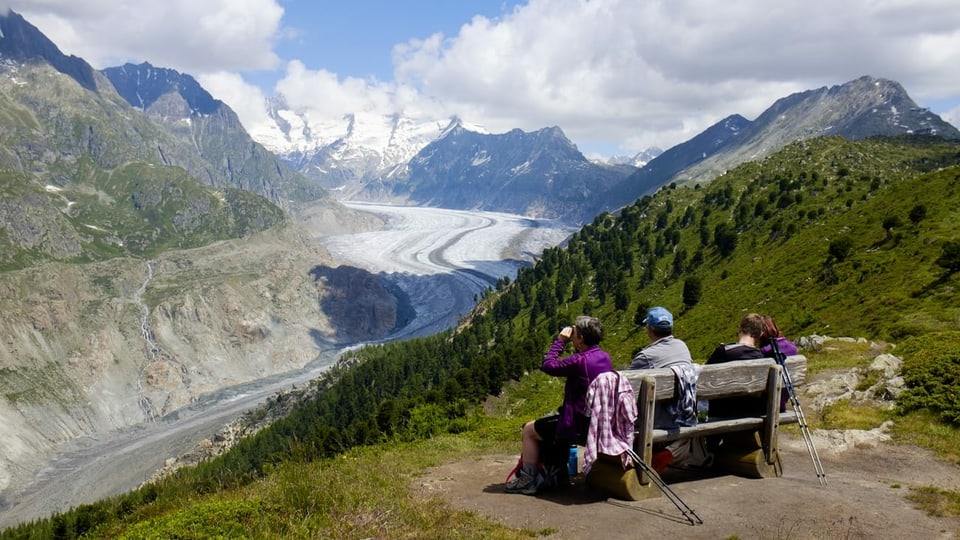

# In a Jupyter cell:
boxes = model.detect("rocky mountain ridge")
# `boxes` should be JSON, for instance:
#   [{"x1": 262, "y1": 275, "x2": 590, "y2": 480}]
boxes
[
  {"x1": 602, "y1": 114, "x2": 753, "y2": 211},
  {"x1": 670, "y1": 76, "x2": 960, "y2": 186},
  {"x1": 362, "y1": 122, "x2": 634, "y2": 221},
  {"x1": 0, "y1": 9, "x2": 100, "y2": 92},
  {"x1": 100, "y1": 61, "x2": 328, "y2": 207},
  {"x1": 253, "y1": 77, "x2": 959, "y2": 222}
]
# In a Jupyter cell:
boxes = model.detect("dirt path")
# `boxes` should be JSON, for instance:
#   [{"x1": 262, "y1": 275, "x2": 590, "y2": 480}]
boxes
[{"x1": 415, "y1": 434, "x2": 960, "y2": 539}]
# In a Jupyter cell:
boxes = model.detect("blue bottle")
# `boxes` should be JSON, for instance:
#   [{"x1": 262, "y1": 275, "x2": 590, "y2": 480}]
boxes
[{"x1": 567, "y1": 445, "x2": 578, "y2": 476}]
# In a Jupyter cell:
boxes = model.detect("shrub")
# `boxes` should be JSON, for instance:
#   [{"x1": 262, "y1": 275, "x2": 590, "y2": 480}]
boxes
[
  {"x1": 909, "y1": 204, "x2": 927, "y2": 224},
  {"x1": 682, "y1": 276, "x2": 702, "y2": 307},
  {"x1": 897, "y1": 332, "x2": 960, "y2": 426},
  {"x1": 714, "y1": 223, "x2": 738, "y2": 257},
  {"x1": 828, "y1": 236, "x2": 854, "y2": 262},
  {"x1": 935, "y1": 240, "x2": 960, "y2": 275}
]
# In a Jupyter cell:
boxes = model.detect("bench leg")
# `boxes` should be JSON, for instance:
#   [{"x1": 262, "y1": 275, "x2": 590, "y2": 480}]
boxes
[
  {"x1": 713, "y1": 431, "x2": 784, "y2": 479},
  {"x1": 585, "y1": 453, "x2": 660, "y2": 501},
  {"x1": 763, "y1": 364, "x2": 782, "y2": 466}
]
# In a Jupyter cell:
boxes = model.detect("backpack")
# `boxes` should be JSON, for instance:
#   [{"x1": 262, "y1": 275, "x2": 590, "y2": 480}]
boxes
[{"x1": 666, "y1": 436, "x2": 714, "y2": 470}]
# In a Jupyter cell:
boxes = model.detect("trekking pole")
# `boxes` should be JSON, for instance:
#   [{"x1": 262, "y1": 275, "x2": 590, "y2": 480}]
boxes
[
  {"x1": 770, "y1": 339, "x2": 827, "y2": 487},
  {"x1": 625, "y1": 448, "x2": 703, "y2": 525}
]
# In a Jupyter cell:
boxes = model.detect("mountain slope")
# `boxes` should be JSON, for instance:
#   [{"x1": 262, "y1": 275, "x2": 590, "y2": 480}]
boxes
[
  {"x1": 550, "y1": 135, "x2": 960, "y2": 359},
  {"x1": 0, "y1": 11, "x2": 361, "y2": 269},
  {"x1": 101, "y1": 62, "x2": 328, "y2": 206},
  {"x1": 608, "y1": 76, "x2": 960, "y2": 212},
  {"x1": 379, "y1": 123, "x2": 633, "y2": 221},
  {"x1": 671, "y1": 76, "x2": 960, "y2": 186},
  {"x1": 0, "y1": 53, "x2": 291, "y2": 268}
]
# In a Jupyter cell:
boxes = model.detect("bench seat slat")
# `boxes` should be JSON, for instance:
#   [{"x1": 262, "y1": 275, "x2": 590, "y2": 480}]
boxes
[{"x1": 651, "y1": 411, "x2": 799, "y2": 443}]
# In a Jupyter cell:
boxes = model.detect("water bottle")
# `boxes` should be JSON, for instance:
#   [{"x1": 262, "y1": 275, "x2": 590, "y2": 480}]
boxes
[{"x1": 567, "y1": 445, "x2": 578, "y2": 476}]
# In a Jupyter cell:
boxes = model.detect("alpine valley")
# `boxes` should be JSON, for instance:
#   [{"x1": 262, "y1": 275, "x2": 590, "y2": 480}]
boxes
[{"x1": 1, "y1": 7, "x2": 959, "y2": 530}]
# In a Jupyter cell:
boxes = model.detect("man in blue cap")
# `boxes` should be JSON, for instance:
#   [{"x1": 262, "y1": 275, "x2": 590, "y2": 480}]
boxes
[
  {"x1": 628, "y1": 306, "x2": 693, "y2": 371},
  {"x1": 627, "y1": 306, "x2": 708, "y2": 473}
]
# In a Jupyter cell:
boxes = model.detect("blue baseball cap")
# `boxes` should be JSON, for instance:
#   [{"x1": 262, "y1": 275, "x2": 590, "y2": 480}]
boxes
[{"x1": 644, "y1": 307, "x2": 674, "y2": 329}]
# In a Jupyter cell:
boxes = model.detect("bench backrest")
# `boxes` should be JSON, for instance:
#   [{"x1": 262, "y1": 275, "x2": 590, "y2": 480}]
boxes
[
  {"x1": 618, "y1": 355, "x2": 807, "y2": 402},
  {"x1": 623, "y1": 355, "x2": 808, "y2": 478}
]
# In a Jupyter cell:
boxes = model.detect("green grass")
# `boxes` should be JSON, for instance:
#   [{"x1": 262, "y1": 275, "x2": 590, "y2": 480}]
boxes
[
  {"x1": 907, "y1": 486, "x2": 960, "y2": 518},
  {"x1": 819, "y1": 400, "x2": 892, "y2": 430},
  {"x1": 88, "y1": 437, "x2": 537, "y2": 540},
  {"x1": 890, "y1": 410, "x2": 960, "y2": 466},
  {"x1": 802, "y1": 340, "x2": 893, "y2": 373}
]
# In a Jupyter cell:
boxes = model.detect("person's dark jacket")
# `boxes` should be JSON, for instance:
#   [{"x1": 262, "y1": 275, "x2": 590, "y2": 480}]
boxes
[{"x1": 706, "y1": 342, "x2": 766, "y2": 418}]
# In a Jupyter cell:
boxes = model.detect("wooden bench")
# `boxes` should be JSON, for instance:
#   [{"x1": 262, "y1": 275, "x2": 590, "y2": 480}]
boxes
[{"x1": 586, "y1": 355, "x2": 807, "y2": 501}]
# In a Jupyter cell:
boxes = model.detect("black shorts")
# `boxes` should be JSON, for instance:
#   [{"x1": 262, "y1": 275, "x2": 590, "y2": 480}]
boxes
[
  {"x1": 533, "y1": 415, "x2": 559, "y2": 444},
  {"x1": 533, "y1": 414, "x2": 574, "y2": 467}
]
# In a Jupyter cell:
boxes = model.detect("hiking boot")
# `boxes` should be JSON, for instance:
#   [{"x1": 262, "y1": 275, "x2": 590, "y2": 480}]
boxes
[{"x1": 504, "y1": 468, "x2": 543, "y2": 495}]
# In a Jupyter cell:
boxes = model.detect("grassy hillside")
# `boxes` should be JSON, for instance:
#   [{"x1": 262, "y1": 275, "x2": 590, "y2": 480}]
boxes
[
  {"x1": 589, "y1": 134, "x2": 960, "y2": 360},
  {"x1": 0, "y1": 161, "x2": 286, "y2": 271},
  {"x1": 4, "y1": 134, "x2": 960, "y2": 538}
]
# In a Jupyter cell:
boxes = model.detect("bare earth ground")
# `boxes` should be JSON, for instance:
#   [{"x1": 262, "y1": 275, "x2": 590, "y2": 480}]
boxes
[{"x1": 415, "y1": 435, "x2": 960, "y2": 539}]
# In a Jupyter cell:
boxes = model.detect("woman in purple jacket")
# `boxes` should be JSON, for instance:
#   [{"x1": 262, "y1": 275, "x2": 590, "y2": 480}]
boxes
[
  {"x1": 760, "y1": 315, "x2": 799, "y2": 412},
  {"x1": 760, "y1": 315, "x2": 798, "y2": 357},
  {"x1": 505, "y1": 315, "x2": 613, "y2": 495}
]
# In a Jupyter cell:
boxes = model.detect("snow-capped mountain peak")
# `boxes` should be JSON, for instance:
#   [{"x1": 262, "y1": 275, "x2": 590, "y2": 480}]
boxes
[
  {"x1": 250, "y1": 97, "x2": 493, "y2": 194},
  {"x1": 608, "y1": 147, "x2": 664, "y2": 168}
]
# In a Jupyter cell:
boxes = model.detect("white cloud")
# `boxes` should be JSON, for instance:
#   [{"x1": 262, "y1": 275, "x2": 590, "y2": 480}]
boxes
[
  {"x1": 5, "y1": 0, "x2": 960, "y2": 156},
  {"x1": 1, "y1": 0, "x2": 282, "y2": 73},
  {"x1": 275, "y1": 61, "x2": 394, "y2": 118},
  {"x1": 943, "y1": 105, "x2": 960, "y2": 131},
  {"x1": 387, "y1": 0, "x2": 960, "y2": 152},
  {"x1": 268, "y1": 60, "x2": 451, "y2": 136},
  {"x1": 196, "y1": 72, "x2": 272, "y2": 128}
]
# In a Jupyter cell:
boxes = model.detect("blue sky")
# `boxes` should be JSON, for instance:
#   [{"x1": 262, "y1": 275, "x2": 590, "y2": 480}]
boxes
[
  {"x1": 3, "y1": 0, "x2": 959, "y2": 158},
  {"x1": 265, "y1": 1, "x2": 524, "y2": 85}
]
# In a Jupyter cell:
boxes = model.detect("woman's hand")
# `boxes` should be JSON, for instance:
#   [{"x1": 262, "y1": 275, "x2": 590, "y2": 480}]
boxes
[{"x1": 559, "y1": 326, "x2": 573, "y2": 341}]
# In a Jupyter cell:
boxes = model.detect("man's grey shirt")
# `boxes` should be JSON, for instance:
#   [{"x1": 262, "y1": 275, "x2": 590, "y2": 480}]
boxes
[
  {"x1": 628, "y1": 335, "x2": 693, "y2": 369},
  {"x1": 628, "y1": 334, "x2": 696, "y2": 429}
]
